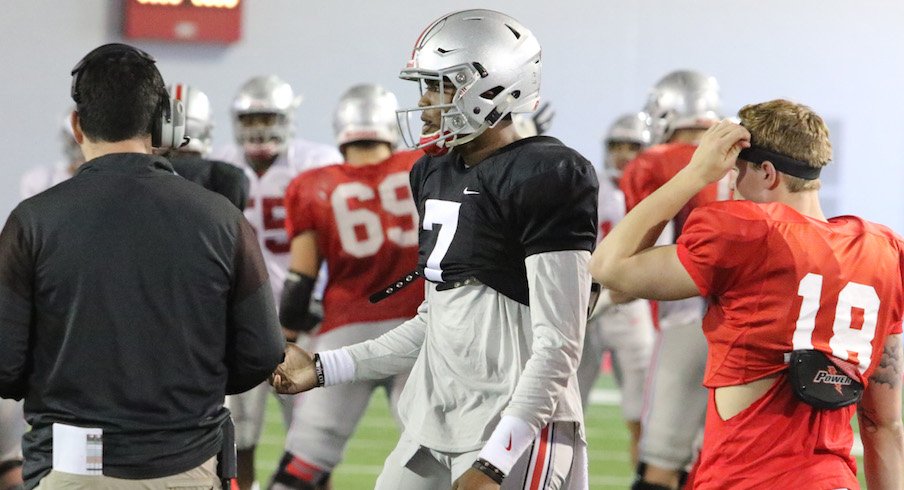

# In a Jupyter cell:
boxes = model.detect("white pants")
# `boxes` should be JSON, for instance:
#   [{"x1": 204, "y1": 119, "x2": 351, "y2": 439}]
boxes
[
  {"x1": 638, "y1": 318, "x2": 707, "y2": 470},
  {"x1": 0, "y1": 399, "x2": 24, "y2": 462},
  {"x1": 284, "y1": 319, "x2": 408, "y2": 470},
  {"x1": 225, "y1": 335, "x2": 313, "y2": 450},
  {"x1": 576, "y1": 299, "x2": 654, "y2": 420},
  {"x1": 375, "y1": 422, "x2": 587, "y2": 490}
]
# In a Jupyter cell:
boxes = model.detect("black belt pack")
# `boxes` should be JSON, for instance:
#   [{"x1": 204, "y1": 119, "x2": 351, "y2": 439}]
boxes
[{"x1": 788, "y1": 350, "x2": 863, "y2": 409}]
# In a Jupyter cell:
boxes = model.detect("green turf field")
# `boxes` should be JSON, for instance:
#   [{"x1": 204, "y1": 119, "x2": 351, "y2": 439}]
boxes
[{"x1": 255, "y1": 373, "x2": 871, "y2": 489}]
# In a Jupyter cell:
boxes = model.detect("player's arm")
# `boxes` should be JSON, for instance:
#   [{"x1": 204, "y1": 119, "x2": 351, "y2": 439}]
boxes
[
  {"x1": 858, "y1": 333, "x2": 904, "y2": 489},
  {"x1": 279, "y1": 231, "x2": 322, "y2": 336},
  {"x1": 0, "y1": 211, "x2": 34, "y2": 400},
  {"x1": 225, "y1": 217, "x2": 285, "y2": 394},
  {"x1": 590, "y1": 121, "x2": 750, "y2": 300},
  {"x1": 272, "y1": 297, "x2": 428, "y2": 394}
]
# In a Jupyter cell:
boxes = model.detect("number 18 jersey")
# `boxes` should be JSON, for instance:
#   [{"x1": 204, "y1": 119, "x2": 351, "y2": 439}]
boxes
[
  {"x1": 284, "y1": 150, "x2": 423, "y2": 334},
  {"x1": 677, "y1": 199, "x2": 904, "y2": 489}
]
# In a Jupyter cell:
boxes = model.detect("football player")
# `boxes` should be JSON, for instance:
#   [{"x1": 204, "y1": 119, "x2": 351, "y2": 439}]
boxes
[
  {"x1": 216, "y1": 75, "x2": 341, "y2": 490},
  {"x1": 618, "y1": 70, "x2": 724, "y2": 490},
  {"x1": 591, "y1": 101, "x2": 903, "y2": 489},
  {"x1": 576, "y1": 112, "x2": 655, "y2": 467},
  {"x1": 268, "y1": 84, "x2": 423, "y2": 490},
  {"x1": 271, "y1": 9, "x2": 598, "y2": 489},
  {"x1": 164, "y1": 83, "x2": 250, "y2": 210},
  {"x1": 19, "y1": 110, "x2": 85, "y2": 199}
]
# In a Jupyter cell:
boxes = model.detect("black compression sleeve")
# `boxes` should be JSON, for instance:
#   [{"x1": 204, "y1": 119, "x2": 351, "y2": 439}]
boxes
[{"x1": 279, "y1": 271, "x2": 317, "y2": 332}]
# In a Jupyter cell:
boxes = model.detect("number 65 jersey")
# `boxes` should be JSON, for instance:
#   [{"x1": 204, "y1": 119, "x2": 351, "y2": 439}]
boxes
[{"x1": 284, "y1": 150, "x2": 424, "y2": 334}]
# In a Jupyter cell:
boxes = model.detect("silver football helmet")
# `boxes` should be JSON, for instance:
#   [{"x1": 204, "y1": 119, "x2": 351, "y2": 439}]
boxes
[
  {"x1": 397, "y1": 9, "x2": 542, "y2": 154},
  {"x1": 644, "y1": 70, "x2": 721, "y2": 144},
  {"x1": 231, "y1": 75, "x2": 301, "y2": 159},
  {"x1": 168, "y1": 83, "x2": 213, "y2": 155},
  {"x1": 603, "y1": 112, "x2": 652, "y2": 179},
  {"x1": 334, "y1": 84, "x2": 400, "y2": 147}
]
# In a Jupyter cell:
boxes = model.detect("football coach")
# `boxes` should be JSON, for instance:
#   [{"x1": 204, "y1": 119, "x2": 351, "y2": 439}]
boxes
[{"x1": 0, "y1": 43, "x2": 284, "y2": 489}]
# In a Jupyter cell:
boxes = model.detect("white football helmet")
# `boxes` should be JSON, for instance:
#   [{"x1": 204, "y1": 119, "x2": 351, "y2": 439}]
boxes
[
  {"x1": 397, "y1": 9, "x2": 542, "y2": 154},
  {"x1": 333, "y1": 84, "x2": 400, "y2": 147},
  {"x1": 168, "y1": 83, "x2": 213, "y2": 155},
  {"x1": 232, "y1": 75, "x2": 301, "y2": 159},
  {"x1": 644, "y1": 70, "x2": 721, "y2": 144},
  {"x1": 603, "y1": 112, "x2": 652, "y2": 179}
]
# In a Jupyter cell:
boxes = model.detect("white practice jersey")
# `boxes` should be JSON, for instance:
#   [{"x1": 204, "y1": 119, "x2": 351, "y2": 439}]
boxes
[
  {"x1": 20, "y1": 162, "x2": 74, "y2": 199},
  {"x1": 597, "y1": 177, "x2": 626, "y2": 238},
  {"x1": 215, "y1": 139, "x2": 341, "y2": 300}
]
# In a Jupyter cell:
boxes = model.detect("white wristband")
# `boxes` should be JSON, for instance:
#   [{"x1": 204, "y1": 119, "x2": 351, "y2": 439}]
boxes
[
  {"x1": 477, "y1": 415, "x2": 538, "y2": 475},
  {"x1": 318, "y1": 348, "x2": 355, "y2": 386}
]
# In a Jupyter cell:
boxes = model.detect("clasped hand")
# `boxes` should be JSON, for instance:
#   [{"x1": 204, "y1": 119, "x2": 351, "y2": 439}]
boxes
[{"x1": 269, "y1": 343, "x2": 318, "y2": 394}]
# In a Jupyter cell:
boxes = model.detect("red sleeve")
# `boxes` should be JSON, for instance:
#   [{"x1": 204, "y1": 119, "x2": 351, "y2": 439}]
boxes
[
  {"x1": 676, "y1": 202, "x2": 770, "y2": 297},
  {"x1": 620, "y1": 155, "x2": 660, "y2": 211},
  {"x1": 284, "y1": 173, "x2": 316, "y2": 239}
]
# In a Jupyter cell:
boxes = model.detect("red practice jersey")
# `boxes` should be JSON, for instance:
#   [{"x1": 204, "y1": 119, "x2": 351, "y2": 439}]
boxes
[
  {"x1": 285, "y1": 150, "x2": 424, "y2": 334},
  {"x1": 676, "y1": 200, "x2": 904, "y2": 489},
  {"x1": 621, "y1": 142, "x2": 730, "y2": 230}
]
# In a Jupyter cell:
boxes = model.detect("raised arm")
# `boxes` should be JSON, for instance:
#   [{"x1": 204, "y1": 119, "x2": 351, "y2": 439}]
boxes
[
  {"x1": 858, "y1": 333, "x2": 903, "y2": 489},
  {"x1": 590, "y1": 121, "x2": 749, "y2": 300}
]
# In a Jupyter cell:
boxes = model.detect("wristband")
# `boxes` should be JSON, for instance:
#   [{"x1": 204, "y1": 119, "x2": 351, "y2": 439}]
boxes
[
  {"x1": 317, "y1": 348, "x2": 356, "y2": 386},
  {"x1": 472, "y1": 458, "x2": 505, "y2": 484},
  {"x1": 313, "y1": 353, "x2": 325, "y2": 387}
]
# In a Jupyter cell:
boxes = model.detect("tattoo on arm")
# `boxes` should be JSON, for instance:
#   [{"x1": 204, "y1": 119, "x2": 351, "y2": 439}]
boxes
[{"x1": 869, "y1": 334, "x2": 903, "y2": 388}]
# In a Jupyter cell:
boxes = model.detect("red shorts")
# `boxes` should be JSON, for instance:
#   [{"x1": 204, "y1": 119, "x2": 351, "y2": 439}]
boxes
[{"x1": 694, "y1": 374, "x2": 858, "y2": 489}]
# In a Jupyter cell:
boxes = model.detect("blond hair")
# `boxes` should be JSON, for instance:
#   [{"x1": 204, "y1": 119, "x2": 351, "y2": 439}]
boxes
[{"x1": 738, "y1": 99, "x2": 832, "y2": 192}]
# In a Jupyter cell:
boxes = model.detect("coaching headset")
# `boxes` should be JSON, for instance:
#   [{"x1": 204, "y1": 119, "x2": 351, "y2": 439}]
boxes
[{"x1": 70, "y1": 43, "x2": 186, "y2": 149}]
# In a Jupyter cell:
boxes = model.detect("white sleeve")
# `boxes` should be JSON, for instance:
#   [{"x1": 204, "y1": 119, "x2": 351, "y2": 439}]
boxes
[
  {"x1": 486, "y1": 250, "x2": 589, "y2": 469},
  {"x1": 342, "y1": 296, "x2": 428, "y2": 381}
]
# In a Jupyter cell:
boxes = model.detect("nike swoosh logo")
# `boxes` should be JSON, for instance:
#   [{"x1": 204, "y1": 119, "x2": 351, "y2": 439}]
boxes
[
  {"x1": 505, "y1": 434, "x2": 512, "y2": 451},
  {"x1": 463, "y1": 188, "x2": 480, "y2": 195}
]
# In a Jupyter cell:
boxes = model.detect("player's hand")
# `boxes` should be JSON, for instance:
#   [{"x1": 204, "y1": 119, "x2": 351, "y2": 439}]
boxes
[
  {"x1": 450, "y1": 468, "x2": 500, "y2": 490},
  {"x1": 686, "y1": 120, "x2": 751, "y2": 185},
  {"x1": 269, "y1": 344, "x2": 318, "y2": 394}
]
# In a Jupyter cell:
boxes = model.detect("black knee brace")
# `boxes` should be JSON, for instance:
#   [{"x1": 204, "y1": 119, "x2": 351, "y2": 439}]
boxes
[{"x1": 268, "y1": 452, "x2": 331, "y2": 490}]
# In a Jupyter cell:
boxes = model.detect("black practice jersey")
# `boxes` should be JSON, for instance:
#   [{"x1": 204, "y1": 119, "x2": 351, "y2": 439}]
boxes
[
  {"x1": 410, "y1": 136, "x2": 598, "y2": 305},
  {"x1": 170, "y1": 155, "x2": 250, "y2": 210}
]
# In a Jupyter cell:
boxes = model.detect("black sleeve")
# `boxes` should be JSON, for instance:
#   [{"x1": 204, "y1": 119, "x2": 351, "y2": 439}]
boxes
[
  {"x1": 210, "y1": 161, "x2": 250, "y2": 211},
  {"x1": 409, "y1": 156, "x2": 427, "y2": 206},
  {"x1": 0, "y1": 211, "x2": 34, "y2": 400},
  {"x1": 225, "y1": 217, "x2": 284, "y2": 395},
  {"x1": 511, "y1": 156, "x2": 599, "y2": 256}
]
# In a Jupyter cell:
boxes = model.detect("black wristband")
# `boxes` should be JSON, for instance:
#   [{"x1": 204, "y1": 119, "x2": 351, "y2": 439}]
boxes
[
  {"x1": 313, "y1": 353, "x2": 325, "y2": 387},
  {"x1": 472, "y1": 458, "x2": 505, "y2": 484}
]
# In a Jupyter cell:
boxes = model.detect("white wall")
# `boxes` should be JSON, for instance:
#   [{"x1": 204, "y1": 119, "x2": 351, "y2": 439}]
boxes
[{"x1": 2, "y1": 1, "x2": 903, "y2": 228}]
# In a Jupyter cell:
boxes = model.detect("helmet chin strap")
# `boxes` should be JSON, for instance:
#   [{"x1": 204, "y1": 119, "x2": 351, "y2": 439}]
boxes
[{"x1": 418, "y1": 131, "x2": 451, "y2": 157}]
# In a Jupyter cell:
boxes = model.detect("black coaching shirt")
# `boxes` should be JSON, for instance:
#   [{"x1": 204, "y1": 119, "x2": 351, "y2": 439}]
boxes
[
  {"x1": 410, "y1": 136, "x2": 599, "y2": 305},
  {"x1": 0, "y1": 153, "x2": 284, "y2": 487}
]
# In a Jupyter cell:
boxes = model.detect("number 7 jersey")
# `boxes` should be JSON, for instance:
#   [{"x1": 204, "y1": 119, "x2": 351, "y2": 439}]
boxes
[
  {"x1": 676, "y1": 199, "x2": 904, "y2": 388},
  {"x1": 284, "y1": 150, "x2": 424, "y2": 333}
]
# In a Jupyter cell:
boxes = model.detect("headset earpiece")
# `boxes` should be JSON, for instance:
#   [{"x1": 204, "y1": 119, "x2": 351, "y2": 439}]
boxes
[{"x1": 152, "y1": 96, "x2": 186, "y2": 149}]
